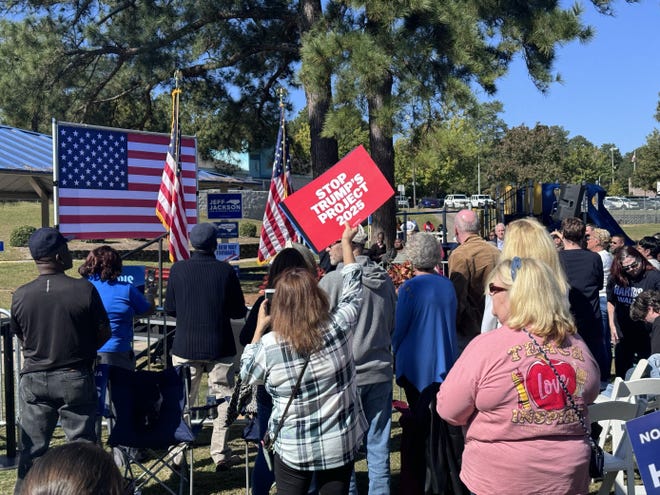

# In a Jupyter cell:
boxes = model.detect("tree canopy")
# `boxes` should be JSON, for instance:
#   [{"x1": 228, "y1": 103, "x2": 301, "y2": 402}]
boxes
[
  {"x1": 0, "y1": 0, "x2": 300, "y2": 158},
  {"x1": 0, "y1": 0, "x2": 647, "y2": 243}
]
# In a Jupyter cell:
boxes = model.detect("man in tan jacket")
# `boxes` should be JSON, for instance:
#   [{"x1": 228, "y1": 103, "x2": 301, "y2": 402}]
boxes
[{"x1": 449, "y1": 209, "x2": 500, "y2": 352}]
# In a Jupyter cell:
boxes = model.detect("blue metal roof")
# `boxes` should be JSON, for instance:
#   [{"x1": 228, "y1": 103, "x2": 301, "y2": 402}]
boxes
[{"x1": 0, "y1": 125, "x2": 52, "y2": 173}]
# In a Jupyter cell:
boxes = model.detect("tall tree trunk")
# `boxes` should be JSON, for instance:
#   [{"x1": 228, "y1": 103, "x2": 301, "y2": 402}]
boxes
[
  {"x1": 305, "y1": 85, "x2": 338, "y2": 176},
  {"x1": 367, "y1": 75, "x2": 397, "y2": 248},
  {"x1": 299, "y1": 0, "x2": 338, "y2": 177}
]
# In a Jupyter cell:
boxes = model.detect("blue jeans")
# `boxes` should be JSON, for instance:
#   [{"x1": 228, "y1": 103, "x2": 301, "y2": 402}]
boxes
[
  {"x1": 349, "y1": 381, "x2": 392, "y2": 495},
  {"x1": 16, "y1": 369, "x2": 97, "y2": 485}
]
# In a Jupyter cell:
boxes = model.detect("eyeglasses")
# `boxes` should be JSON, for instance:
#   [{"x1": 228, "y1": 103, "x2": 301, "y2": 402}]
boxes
[
  {"x1": 622, "y1": 260, "x2": 640, "y2": 272},
  {"x1": 489, "y1": 283, "x2": 508, "y2": 296}
]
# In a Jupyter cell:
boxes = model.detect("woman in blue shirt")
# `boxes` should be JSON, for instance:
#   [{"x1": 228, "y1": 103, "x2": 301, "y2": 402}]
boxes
[{"x1": 79, "y1": 246, "x2": 154, "y2": 370}]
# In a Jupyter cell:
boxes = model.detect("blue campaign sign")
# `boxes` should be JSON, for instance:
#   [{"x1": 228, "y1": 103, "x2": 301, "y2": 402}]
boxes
[
  {"x1": 214, "y1": 221, "x2": 239, "y2": 238},
  {"x1": 215, "y1": 242, "x2": 241, "y2": 262},
  {"x1": 627, "y1": 409, "x2": 660, "y2": 493},
  {"x1": 208, "y1": 193, "x2": 242, "y2": 219},
  {"x1": 117, "y1": 265, "x2": 146, "y2": 292}
]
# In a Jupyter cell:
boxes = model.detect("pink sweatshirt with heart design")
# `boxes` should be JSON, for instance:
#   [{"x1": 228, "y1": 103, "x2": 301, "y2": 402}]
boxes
[{"x1": 437, "y1": 325, "x2": 600, "y2": 495}]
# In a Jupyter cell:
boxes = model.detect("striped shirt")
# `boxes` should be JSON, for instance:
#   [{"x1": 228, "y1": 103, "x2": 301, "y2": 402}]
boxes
[{"x1": 240, "y1": 263, "x2": 366, "y2": 470}]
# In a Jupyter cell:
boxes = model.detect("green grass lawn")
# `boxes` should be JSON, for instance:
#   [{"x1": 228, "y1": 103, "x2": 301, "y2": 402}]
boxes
[{"x1": 0, "y1": 397, "x2": 402, "y2": 494}]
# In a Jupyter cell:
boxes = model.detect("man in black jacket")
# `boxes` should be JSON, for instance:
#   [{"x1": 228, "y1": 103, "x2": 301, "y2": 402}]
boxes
[
  {"x1": 11, "y1": 228, "x2": 110, "y2": 493},
  {"x1": 165, "y1": 223, "x2": 247, "y2": 471}
]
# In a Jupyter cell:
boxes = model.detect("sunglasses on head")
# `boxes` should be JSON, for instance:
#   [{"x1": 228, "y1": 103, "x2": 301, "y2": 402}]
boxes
[
  {"x1": 488, "y1": 283, "x2": 508, "y2": 296},
  {"x1": 622, "y1": 260, "x2": 640, "y2": 272}
]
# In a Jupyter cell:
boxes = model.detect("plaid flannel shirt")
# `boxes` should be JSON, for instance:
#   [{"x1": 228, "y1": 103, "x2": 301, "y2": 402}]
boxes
[{"x1": 240, "y1": 263, "x2": 366, "y2": 470}]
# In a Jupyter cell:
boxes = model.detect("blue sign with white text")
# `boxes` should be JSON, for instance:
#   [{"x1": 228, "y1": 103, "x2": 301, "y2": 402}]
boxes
[
  {"x1": 214, "y1": 221, "x2": 239, "y2": 238},
  {"x1": 117, "y1": 265, "x2": 146, "y2": 292},
  {"x1": 208, "y1": 193, "x2": 242, "y2": 219},
  {"x1": 627, "y1": 409, "x2": 660, "y2": 493}
]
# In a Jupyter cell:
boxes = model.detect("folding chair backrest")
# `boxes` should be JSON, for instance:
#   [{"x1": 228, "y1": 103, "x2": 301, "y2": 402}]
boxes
[
  {"x1": 589, "y1": 399, "x2": 645, "y2": 454},
  {"x1": 108, "y1": 365, "x2": 194, "y2": 449},
  {"x1": 588, "y1": 400, "x2": 641, "y2": 423},
  {"x1": 588, "y1": 399, "x2": 644, "y2": 495},
  {"x1": 616, "y1": 377, "x2": 660, "y2": 413},
  {"x1": 628, "y1": 359, "x2": 649, "y2": 380}
]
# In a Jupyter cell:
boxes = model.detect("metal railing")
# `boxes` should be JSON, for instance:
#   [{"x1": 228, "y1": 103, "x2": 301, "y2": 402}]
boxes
[{"x1": 0, "y1": 308, "x2": 18, "y2": 468}]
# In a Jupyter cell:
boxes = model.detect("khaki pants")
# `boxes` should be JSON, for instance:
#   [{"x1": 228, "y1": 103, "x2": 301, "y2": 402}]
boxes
[{"x1": 171, "y1": 355, "x2": 235, "y2": 465}]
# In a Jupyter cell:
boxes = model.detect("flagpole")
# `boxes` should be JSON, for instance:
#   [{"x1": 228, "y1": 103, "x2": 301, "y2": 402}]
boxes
[
  {"x1": 278, "y1": 87, "x2": 287, "y2": 198},
  {"x1": 276, "y1": 86, "x2": 297, "y2": 244},
  {"x1": 173, "y1": 69, "x2": 182, "y2": 170},
  {"x1": 156, "y1": 69, "x2": 190, "y2": 262},
  {"x1": 256, "y1": 88, "x2": 298, "y2": 263}
]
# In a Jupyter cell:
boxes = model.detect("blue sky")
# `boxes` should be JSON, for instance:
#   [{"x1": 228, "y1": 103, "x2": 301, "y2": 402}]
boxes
[
  {"x1": 291, "y1": 1, "x2": 659, "y2": 156},
  {"x1": 479, "y1": 0, "x2": 660, "y2": 155}
]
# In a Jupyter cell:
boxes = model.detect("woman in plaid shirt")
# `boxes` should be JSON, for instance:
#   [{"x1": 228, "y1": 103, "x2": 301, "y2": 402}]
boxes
[{"x1": 241, "y1": 224, "x2": 367, "y2": 494}]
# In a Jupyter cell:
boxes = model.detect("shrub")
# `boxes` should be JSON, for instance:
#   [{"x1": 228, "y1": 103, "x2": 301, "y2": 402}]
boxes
[
  {"x1": 239, "y1": 222, "x2": 258, "y2": 238},
  {"x1": 10, "y1": 225, "x2": 37, "y2": 247}
]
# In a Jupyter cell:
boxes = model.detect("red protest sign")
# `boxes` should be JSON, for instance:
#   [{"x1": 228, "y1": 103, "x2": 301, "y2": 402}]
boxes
[{"x1": 281, "y1": 145, "x2": 394, "y2": 252}]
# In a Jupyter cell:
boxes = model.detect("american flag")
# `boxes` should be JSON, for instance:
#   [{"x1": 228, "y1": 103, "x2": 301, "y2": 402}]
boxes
[
  {"x1": 156, "y1": 88, "x2": 191, "y2": 261},
  {"x1": 257, "y1": 108, "x2": 297, "y2": 263},
  {"x1": 55, "y1": 123, "x2": 197, "y2": 240}
]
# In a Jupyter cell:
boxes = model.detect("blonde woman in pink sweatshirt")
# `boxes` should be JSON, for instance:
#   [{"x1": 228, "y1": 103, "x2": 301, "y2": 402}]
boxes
[{"x1": 437, "y1": 257, "x2": 600, "y2": 495}]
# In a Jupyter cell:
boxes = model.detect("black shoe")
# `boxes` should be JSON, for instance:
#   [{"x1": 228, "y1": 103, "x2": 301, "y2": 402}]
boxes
[{"x1": 215, "y1": 455, "x2": 240, "y2": 472}]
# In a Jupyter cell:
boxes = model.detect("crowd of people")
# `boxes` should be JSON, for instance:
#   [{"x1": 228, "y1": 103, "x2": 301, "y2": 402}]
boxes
[{"x1": 9, "y1": 211, "x2": 660, "y2": 494}]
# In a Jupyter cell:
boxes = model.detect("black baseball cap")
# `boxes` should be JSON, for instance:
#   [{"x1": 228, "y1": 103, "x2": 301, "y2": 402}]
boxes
[{"x1": 28, "y1": 227, "x2": 69, "y2": 259}]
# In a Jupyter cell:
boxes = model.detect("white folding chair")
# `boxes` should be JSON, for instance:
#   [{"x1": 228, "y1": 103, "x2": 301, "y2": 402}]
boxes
[
  {"x1": 592, "y1": 376, "x2": 660, "y2": 495},
  {"x1": 595, "y1": 360, "x2": 649, "y2": 404},
  {"x1": 628, "y1": 359, "x2": 651, "y2": 380},
  {"x1": 615, "y1": 377, "x2": 660, "y2": 413},
  {"x1": 588, "y1": 400, "x2": 646, "y2": 495}
]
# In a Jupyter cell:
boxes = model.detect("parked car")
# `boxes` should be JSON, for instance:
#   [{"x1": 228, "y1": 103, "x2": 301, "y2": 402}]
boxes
[
  {"x1": 444, "y1": 194, "x2": 471, "y2": 209},
  {"x1": 623, "y1": 197, "x2": 640, "y2": 209},
  {"x1": 641, "y1": 197, "x2": 660, "y2": 209},
  {"x1": 603, "y1": 197, "x2": 618, "y2": 209},
  {"x1": 418, "y1": 197, "x2": 443, "y2": 208},
  {"x1": 604, "y1": 196, "x2": 638, "y2": 209},
  {"x1": 469, "y1": 194, "x2": 495, "y2": 207}
]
